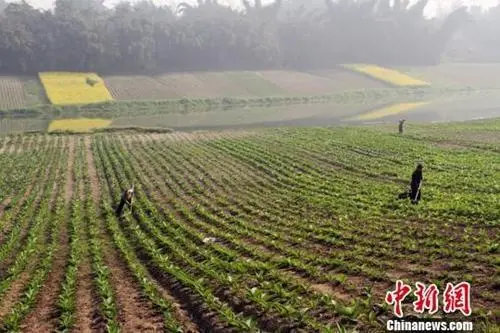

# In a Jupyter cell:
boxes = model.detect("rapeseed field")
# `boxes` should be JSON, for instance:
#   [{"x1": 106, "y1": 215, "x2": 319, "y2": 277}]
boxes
[
  {"x1": 39, "y1": 72, "x2": 114, "y2": 105},
  {"x1": 343, "y1": 64, "x2": 431, "y2": 87}
]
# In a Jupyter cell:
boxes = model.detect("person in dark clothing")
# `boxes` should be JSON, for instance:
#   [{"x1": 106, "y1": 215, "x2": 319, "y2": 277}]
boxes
[
  {"x1": 116, "y1": 185, "x2": 134, "y2": 216},
  {"x1": 410, "y1": 164, "x2": 423, "y2": 204},
  {"x1": 399, "y1": 119, "x2": 405, "y2": 134}
]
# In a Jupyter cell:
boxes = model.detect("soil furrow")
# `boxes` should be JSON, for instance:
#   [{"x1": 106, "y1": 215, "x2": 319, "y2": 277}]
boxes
[
  {"x1": 87, "y1": 136, "x2": 166, "y2": 333},
  {"x1": 20, "y1": 136, "x2": 75, "y2": 332}
]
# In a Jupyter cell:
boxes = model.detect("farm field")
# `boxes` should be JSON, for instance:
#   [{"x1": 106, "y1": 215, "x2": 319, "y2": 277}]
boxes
[
  {"x1": 103, "y1": 70, "x2": 387, "y2": 101},
  {"x1": 0, "y1": 121, "x2": 497, "y2": 332},
  {"x1": 3, "y1": 64, "x2": 500, "y2": 111},
  {"x1": 0, "y1": 77, "x2": 47, "y2": 110},
  {"x1": 341, "y1": 65, "x2": 431, "y2": 87},
  {"x1": 396, "y1": 63, "x2": 500, "y2": 89},
  {"x1": 38, "y1": 72, "x2": 114, "y2": 106}
]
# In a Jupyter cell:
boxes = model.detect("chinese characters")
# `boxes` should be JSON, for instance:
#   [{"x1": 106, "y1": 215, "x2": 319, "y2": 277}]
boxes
[{"x1": 386, "y1": 280, "x2": 471, "y2": 318}]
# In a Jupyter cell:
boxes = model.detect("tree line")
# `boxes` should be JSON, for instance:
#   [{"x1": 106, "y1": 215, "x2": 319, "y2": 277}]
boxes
[{"x1": 0, "y1": 0, "x2": 493, "y2": 75}]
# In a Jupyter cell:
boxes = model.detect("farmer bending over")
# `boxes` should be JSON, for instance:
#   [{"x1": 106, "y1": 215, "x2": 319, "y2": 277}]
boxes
[{"x1": 116, "y1": 185, "x2": 134, "y2": 216}]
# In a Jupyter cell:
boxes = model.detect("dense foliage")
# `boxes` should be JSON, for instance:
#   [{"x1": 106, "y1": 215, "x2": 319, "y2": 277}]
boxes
[{"x1": 0, "y1": 0, "x2": 474, "y2": 74}]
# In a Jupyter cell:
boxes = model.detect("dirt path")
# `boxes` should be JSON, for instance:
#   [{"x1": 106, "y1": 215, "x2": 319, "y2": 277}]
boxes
[
  {"x1": 64, "y1": 137, "x2": 76, "y2": 203},
  {"x1": 84, "y1": 136, "x2": 100, "y2": 204},
  {"x1": 0, "y1": 198, "x2": 12, "y2": 219},
  {"x1": 0, "y1": 268, "x2": 36, "y2": 320},
  {"x1": 85, "y1": 136, "x2": 166, "y2": 333},
  {"x1": 73, "y1": 136, "x2": 98, "y2": 333},
  {"x1": 20, "y1": 136, "x2": 75, "y2": 332}
]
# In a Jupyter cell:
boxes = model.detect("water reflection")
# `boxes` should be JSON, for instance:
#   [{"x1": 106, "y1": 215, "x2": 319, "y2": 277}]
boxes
[{"x1": 1, "y1": 96, "x2": 499, "y2": 135}]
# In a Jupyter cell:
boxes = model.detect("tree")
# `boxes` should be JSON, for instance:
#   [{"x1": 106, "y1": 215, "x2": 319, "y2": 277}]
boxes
[{"x1": 0, "y1": 0, "x2": 478, "y2": 74}]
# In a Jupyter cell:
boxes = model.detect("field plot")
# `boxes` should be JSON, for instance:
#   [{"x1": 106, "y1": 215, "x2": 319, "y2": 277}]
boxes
[
  {"x1": 397, "y1": 63, "x2": 500, "y2": 89},
  {"x1": 105, "y1": 70, "x2": 388, "y2": 101},
  {"x1": 105, "y1": 71, "x2": 286, "y2": 101},
  {"x1": 342, "y1": 64, "x2": 431, "y2": 87},
  {"x1": 307, "y1": 69, "x2": 388, "y2": 90},
  {"x1": 0, "y1": 77, "x2": 28, "y2": 109},
  {"x1": 39, "y1": 72, "x2": 114, "y2": 105},
  {"x1": 378, "y1": 118, "x2": 500, "y2": 153},
  {"x1": 0, "y1": 118, "x2": 50, "y2": 134},
  {"x1": 256, "y1": 70, "x2": 386, "y2": 96},
  {"x1": 0, "y1": 123, "x2": 497, "y2": 332},
  {"x1": 104, "y1": 75, "x2": 184, "y2": 100}
]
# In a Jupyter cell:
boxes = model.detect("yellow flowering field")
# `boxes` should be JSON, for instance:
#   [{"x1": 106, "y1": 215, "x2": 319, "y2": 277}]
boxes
[
  {"x1": 342, "y1": 64, "x2": 431, "y2": 87},
  {"x1": 48, "y1": 118, "x2": 112, "y2": 133},
  {"x1": 351, "y1": 101, "x2": 430, "y2": 121},
  {"x1": 39, "y1": 72, "x2": 114, "y2": 105}
]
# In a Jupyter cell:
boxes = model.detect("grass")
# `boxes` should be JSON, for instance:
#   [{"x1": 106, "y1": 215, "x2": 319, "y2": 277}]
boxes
[
  {"x1": 22, "y1": 77, "x2": 49, "y2": 106},
  {"x1": 39, "y1": 72, "x2": 114, "y2": 105},
  {"x1": 0, "y1": 119, "x2": 497, "y2": 332}
]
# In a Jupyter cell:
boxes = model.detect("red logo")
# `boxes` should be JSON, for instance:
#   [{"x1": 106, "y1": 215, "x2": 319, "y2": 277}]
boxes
[
  {"x1": 413, "y1": 282, "x2": 439, "y2": 314},
  {"x1": 386, "y1": 281, "x2": 472, "y2": 317},
  {"x1": 385, "y1": 280, "x2": 412, "y2": 318},
  {"x1": 443, "y1": 282, "x2": 472, "y2": 316}
]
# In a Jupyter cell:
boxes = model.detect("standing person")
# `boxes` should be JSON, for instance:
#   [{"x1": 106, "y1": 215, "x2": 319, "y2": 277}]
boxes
[
  {"x1": 399, "y1": 119, "x2": 405, "y2": 134},
  {"x1": 115, "y1": 185, "x2": 134, "y2": 216},
  {"x1": 410, "y1": 164, "x2": 423, "y2": 204}
]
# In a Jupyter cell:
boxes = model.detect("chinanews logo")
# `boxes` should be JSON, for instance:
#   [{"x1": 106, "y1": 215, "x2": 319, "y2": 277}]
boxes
[{"x1": 385, "y1": 281, "x2": 473, "y2": 332}]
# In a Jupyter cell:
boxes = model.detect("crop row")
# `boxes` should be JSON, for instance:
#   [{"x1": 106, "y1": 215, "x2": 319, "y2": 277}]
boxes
[{"x1": 0, "y1": 136, "x2": 67, "y2": 331}]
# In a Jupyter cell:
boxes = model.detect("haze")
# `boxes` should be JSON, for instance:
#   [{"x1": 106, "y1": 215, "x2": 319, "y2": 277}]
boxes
[{"x1": 8, "y1": 0, "x2": 500, "y2": 16}]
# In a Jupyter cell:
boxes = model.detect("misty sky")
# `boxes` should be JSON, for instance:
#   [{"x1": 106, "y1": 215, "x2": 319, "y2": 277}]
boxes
[{"x1": 6, "y1": 0, "x2": 500, "y2": 16}]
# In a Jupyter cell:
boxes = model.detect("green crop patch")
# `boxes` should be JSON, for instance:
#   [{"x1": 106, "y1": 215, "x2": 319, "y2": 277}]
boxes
[{"x1": 0, "y1": 120, "x2": 497, "y2": 332}]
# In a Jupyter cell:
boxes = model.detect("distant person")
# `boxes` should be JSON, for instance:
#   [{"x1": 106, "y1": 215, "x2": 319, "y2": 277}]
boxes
[
  {"x1": 399, "y1": 119, "x2": 405, "y2": 134},
  {"x1": 410, "y1": 164, "x2": 423, "y2": 204},
  {"x1": 116, "y1": 185, "x2": 134, "y2": 216}
]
